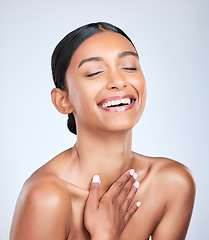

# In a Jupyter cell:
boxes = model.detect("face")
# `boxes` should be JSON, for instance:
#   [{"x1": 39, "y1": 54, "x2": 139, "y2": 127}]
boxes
[{"x1": 65, "y1": 31, "x2": 146, "y2": 133}]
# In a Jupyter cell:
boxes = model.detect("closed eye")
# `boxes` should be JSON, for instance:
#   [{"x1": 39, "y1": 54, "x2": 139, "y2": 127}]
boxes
[
  {"x1": 122, "y1": 67, "x2": 137, "y2": 71},
  {"x1": 86, "y1": 71, "x2": 103, "y2": 77}
]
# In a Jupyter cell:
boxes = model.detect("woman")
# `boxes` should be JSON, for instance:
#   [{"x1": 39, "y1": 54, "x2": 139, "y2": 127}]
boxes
[{"x1": 10, "y1": 22, "x2": 195, "y2": 240}]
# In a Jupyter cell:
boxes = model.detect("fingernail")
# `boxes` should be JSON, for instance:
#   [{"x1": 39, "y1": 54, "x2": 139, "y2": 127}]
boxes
[
  {"x1": 133, "y1": 173, "x2": 138, "y2": 180},
  {"x1": 129, "y1": 169, "x2": 135, "y2": 176},
  {"x1": 133, "y1": 181, "x2": 140, "y2": 189},
  {"x1": 92, "y1": 175, "x2": 100, "y2": 183},
  {"x1": 136, "y1": 201, "x2": 141, "y2": 207}
]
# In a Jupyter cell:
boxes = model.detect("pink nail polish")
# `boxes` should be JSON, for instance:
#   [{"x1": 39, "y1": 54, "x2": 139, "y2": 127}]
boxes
[
  {"x1": 133, "y1": 181, "x2": 140, "y2": 189},
  {"x1": 92, "y1": 175, "x2": 100, "y2": 183},
  {"x1": 129, "y1": 169, "x2": 135, "y2": 176},
  {"x1": 136, "y1": 201, "x2": 141, "y2": 207},
  {"x1": 133, "y1": 173, "x2": 138, "y2": 180}
]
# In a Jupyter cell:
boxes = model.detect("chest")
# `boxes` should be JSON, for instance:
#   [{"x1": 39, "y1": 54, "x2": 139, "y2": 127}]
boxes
[{"x1": 67, "y1": 188, "x2": 164, "y2": 240}]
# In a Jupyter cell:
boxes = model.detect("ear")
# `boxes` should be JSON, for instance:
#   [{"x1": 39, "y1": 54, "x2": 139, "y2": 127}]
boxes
[{"x1": 51, "y1": 88, "x2": 74, "y2": 114}]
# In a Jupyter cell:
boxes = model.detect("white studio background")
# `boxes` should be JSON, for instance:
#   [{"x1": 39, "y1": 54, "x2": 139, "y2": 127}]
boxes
[{"x1": 0, "y1": 0, "x2": 208, "y2": 239}]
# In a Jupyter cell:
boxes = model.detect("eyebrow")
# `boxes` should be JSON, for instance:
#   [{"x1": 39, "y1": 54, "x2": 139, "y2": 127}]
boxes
[
  {"x1": 119, "y1": 51, "x2": 139, "y2": 59},
  {"x1": 77, "y1": 57, "x2": 103, "y2": 69},
  {"x1": 77, "y1": 51, "x2": 139, "y2": 69}
]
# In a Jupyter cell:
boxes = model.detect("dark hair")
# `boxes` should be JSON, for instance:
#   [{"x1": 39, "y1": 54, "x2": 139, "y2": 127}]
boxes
[{"x1": 51, "y1": 22, "x2": 135, "y2": 135}]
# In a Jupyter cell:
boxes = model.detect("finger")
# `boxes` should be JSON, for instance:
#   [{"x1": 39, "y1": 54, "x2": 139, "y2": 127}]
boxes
[
  {"x1": 85, "y1": 175, "x2": 101, "y2": 212},
  {"x1": 117, "y1": 173, "x2": 138, "y2": 205},
  {"x1": 122, "y1": 181, "x2": 140, "y2": 211},
  {"x1": 106, "y1": 169, "x2": 135, "y2": 199},
  {"x1": 124, "y1": 201, "x2": 141, "y2": 225}
]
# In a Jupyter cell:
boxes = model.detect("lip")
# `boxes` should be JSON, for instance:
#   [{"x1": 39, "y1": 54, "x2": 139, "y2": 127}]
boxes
[{"x1": 97, "y1": 94, "x2": 136, "y2": 112}]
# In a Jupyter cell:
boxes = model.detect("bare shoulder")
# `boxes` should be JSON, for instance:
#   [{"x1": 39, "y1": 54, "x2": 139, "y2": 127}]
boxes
[
  {"x1": 154, "y1": 157, "x2": 195, "y2": 194},
  {"x1": 17, "y1": 148, "x2": 74, "y2": 215},
  {"x1": 22, "y1": 174, "x2": 72, "y2": 210},
  {"x1": 132, "y1": 153, "x2": 195, "y2": 239},
  {"x1": 10, "y1": 154, "x2": 73, "y2": 239},
  {"x1": 133, "y1": 152, "x2": 195, "y2": 198}
]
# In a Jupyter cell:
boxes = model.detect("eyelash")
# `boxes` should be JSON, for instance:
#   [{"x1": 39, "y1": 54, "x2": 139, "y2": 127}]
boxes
[
  {"x1": 86, "y1": 67, "x2": 137, "y2": 77},
  {"x1": 86, "y1": 71, "x2": 103, "y2": 77},
  {"x1": 122, "y1": 67, "x2": 137, "y2": 71}
]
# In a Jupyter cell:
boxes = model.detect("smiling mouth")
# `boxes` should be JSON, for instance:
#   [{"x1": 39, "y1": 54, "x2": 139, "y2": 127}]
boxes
[{"x1": 97, "y1": 95, "x2": 136, "y2": 112}]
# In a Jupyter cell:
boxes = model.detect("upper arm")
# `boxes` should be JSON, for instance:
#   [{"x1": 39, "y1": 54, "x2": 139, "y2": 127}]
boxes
[
  {"x1": 10, "y1": 178, "x2": 72, "y2": 240},
  {"x1": 152, "y1": 164, "x2": 196, "y2": 240}
]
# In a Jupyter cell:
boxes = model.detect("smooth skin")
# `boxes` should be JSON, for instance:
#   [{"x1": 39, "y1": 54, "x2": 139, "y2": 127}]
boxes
[{"x1": 10, "y1": 31, "x2": 195, "y2": 240}]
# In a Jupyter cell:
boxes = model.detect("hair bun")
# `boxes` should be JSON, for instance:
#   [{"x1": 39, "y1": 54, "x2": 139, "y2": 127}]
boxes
[{"x1": 67, "y1": 113, "x2": 77, "y2": 135}]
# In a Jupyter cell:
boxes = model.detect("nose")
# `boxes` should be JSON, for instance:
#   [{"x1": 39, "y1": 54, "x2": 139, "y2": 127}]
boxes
[{"x1": 106, "y1": 70, "x2": 127, "y2": 91}]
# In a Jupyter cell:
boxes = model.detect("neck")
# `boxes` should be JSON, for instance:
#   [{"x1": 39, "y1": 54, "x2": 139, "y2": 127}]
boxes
[{"x1": 73, "y1": 128, "x2": 133, "y2": 194}]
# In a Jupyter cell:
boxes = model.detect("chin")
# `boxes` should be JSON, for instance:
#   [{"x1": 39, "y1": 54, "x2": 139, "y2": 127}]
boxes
[{"x1": 103, "y1": 118, "x2": 138, "y2": 133}]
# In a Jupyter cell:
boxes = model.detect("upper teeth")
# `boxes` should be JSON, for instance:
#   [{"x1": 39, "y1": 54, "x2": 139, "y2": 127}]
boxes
[{"x1": 101, "y1": 98, "x2": 131, "y2": 108}]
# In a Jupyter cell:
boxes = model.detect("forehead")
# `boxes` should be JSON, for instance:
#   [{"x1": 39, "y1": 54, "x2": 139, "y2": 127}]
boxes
[{"x1": 69, "y1": 31, "x2": 136, "y2": 69}]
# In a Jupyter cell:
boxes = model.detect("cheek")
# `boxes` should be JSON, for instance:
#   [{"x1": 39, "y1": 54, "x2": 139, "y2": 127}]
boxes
[
  {"x1": 140, "y1": 79, "x2": 146, "y2": 100},
  {"x1": 130, "y1": 74, "x2": 146, "y2": 115},
  {"x1": 138, "y1": 79, "x2": 146, "y2": 110},
  {"x1": 130, "y1": 72, "x2": 146, "y2": 96},
  {"x1": 67, "y1": 79, "x2": 99, "y2": 114},
  {"x1": 69, "y1": 87, "x2": 87, "y2": 113},
  {"x1": 138, "y1": 82, "x2": 146, "y2": 119}
]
